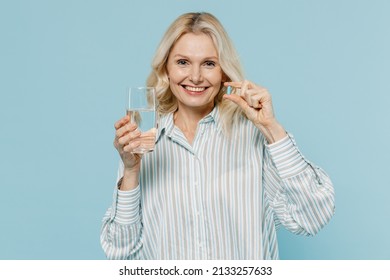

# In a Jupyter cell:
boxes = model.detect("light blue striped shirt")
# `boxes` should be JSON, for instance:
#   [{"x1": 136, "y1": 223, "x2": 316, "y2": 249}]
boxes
[{"x1": 101, "y1": 106, "x2": 335, "y2": 259}]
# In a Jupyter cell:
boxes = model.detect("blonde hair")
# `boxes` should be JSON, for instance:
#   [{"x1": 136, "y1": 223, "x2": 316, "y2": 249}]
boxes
[{"x1": 146, "y1": 12, "x2": 245, "y2": 134}]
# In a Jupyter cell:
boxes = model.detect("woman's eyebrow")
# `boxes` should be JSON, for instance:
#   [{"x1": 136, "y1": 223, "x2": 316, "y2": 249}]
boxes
[{"x1": 173, "y1": 54, "x2": 218, "y2": 60}]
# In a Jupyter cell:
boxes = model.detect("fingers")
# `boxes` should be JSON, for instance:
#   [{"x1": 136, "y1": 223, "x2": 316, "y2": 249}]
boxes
[
  {"x1": 117, "y1": 128, "x2": 141, "y2": 147},
  {"x1": 224, "y1": 93, "x2": 252, "y2": 112},
  {"x1": 123, "y1": 139, "x2": 141, "y2": 152},
  {"x1": 224, "y1": 80, "x2": 259, "y2": 90},
  {"x1": 114, "y1": 115, "x2": 130, "y2": 130},
  {"x1": 114, "y1": 115, "x2": 141, "y2": 151},
  {"x1": 224, "y1": 80, "x2": 267, "y2": 93},
  {"x1": 224, "y1": 80, "x2": 270, "y2": 109},
  {"x1": 115, "y1": 122, "x2": 138, "y2": 140},
  {"x1": 224, "y1": 81, "x2": 253, "y2": 89},
  {"x1": 245, "y1": 89, "x2": 268, "y2": 109}
]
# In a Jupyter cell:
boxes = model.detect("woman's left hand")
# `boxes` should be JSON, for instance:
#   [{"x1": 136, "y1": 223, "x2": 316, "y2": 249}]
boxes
[{"x1": 223, "y1": 80, "x2": 287, "y2": 143}]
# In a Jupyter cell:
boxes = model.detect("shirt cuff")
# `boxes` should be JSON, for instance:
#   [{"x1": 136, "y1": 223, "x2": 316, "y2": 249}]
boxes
[
  {"x1": 266, "y1": 134, "x2": 308, "y2": 179},
  {"x1": 114, "y1": 186, "x2": 141, "y2": 225}
]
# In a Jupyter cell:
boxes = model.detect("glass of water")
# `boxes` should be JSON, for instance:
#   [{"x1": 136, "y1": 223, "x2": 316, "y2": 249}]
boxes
[{"x1": 127, "y1": 87, "x2": 157, "y2": 154}]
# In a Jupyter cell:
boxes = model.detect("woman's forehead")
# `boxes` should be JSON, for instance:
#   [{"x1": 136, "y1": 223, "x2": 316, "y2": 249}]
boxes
[{"x1": 169, "y1": 33, "x2": 218, "y2": 60}]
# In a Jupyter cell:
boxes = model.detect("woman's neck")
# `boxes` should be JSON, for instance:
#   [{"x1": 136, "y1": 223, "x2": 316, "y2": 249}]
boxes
[{"x1": 173, "y1": 106, "x2": 213, "y2": 144}]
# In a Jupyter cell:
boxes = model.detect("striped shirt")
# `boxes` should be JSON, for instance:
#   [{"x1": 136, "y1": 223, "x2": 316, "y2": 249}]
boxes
[{"x1": 100, "y1": 106, "x2": 335, "y2": 260}]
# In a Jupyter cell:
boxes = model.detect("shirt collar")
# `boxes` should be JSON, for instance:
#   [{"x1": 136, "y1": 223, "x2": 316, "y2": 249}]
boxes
[{"x1": 156, "y1": 105, "x2": 223, "y2": 142}]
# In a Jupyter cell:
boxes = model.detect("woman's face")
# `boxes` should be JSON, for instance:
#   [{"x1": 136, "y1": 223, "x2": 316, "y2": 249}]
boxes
[{"x1": 166, "y1": 32, "x2": 224, "y2": 113}]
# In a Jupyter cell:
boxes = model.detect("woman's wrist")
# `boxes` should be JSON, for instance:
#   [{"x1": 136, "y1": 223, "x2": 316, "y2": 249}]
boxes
[
  {"x1": 256, "y1": 120, "x2": 287, "y2": 144},
  {"x1": 120, "y1": 168, "x2": 140, "y2": 191}
]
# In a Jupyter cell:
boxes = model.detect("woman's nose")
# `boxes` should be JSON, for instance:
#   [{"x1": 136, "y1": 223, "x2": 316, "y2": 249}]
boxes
[{"x1": 189, "y1": 66, "x2": 203, "y2": 84}]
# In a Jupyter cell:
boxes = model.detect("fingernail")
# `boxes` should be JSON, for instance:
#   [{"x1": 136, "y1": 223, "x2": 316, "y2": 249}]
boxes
[{"x1": 226, "y1": 86, "x2": 231, "y2": 95}]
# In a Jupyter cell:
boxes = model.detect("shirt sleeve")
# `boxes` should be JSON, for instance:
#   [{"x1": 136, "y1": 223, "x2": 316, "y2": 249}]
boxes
[
  {"x1": 100, "y1": 161, "x2": 143, "y2": 259},
  {"x1": 263, "y1": 133, "x2": 335, "y2": 236}
]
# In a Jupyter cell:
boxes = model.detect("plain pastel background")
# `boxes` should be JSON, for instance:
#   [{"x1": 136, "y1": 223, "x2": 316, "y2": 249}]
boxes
[{"x1": 1, "y1": 0, "x2": 389, "y2": 260}]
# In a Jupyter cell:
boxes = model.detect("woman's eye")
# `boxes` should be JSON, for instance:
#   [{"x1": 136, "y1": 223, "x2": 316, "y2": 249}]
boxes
[
  {"x1": 177, "y1": 59, "x2": 188, "y2": 65},
  {"x1": 204, "y1": 61, "x2": 216, "y2": 68}
]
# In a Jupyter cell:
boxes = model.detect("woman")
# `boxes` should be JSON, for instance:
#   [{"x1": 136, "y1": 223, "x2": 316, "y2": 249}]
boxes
[{"x1": 101, "y1": 12, "x2": 335, "y2": 260}]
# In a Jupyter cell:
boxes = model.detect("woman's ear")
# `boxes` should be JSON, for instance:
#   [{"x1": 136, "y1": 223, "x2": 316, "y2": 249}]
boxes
[
  {"x1": 166, "y1": 67, "x2": 170, "y2": 80},
  {"x1": 221, "y1": 72, "x2": 228, "y2": 83}
]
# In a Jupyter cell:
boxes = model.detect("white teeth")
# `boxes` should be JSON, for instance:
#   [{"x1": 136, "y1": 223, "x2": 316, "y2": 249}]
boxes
[{"x1": 184, "y1": 86, "x2": 205, "y2": 92}]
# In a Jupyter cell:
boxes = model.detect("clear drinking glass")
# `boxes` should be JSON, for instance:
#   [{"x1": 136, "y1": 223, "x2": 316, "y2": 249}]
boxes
[{"x1": 127, "y1": 87, "x2": 157, "y2": 154}]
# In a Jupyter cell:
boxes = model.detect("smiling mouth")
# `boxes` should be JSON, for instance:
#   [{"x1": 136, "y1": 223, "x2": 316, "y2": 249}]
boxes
[{"x1": 182, "y1": 85, "x2": 208, "y2": 93}]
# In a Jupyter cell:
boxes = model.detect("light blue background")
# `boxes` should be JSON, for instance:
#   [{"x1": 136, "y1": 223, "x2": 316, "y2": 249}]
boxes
[{"x1": 1, "y1": 0, "x2": 389, "y2": 259}]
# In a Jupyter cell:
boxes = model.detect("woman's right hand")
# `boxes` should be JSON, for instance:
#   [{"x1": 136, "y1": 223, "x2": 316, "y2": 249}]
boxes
[{"x1": 113, "y1": 115, "x2": 143, "y2": 173}]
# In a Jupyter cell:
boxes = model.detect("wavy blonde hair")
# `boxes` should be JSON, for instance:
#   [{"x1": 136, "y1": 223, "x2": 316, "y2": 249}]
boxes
[{"x1": 146, "y1": 12, "x2": 245, "y2": 134}]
